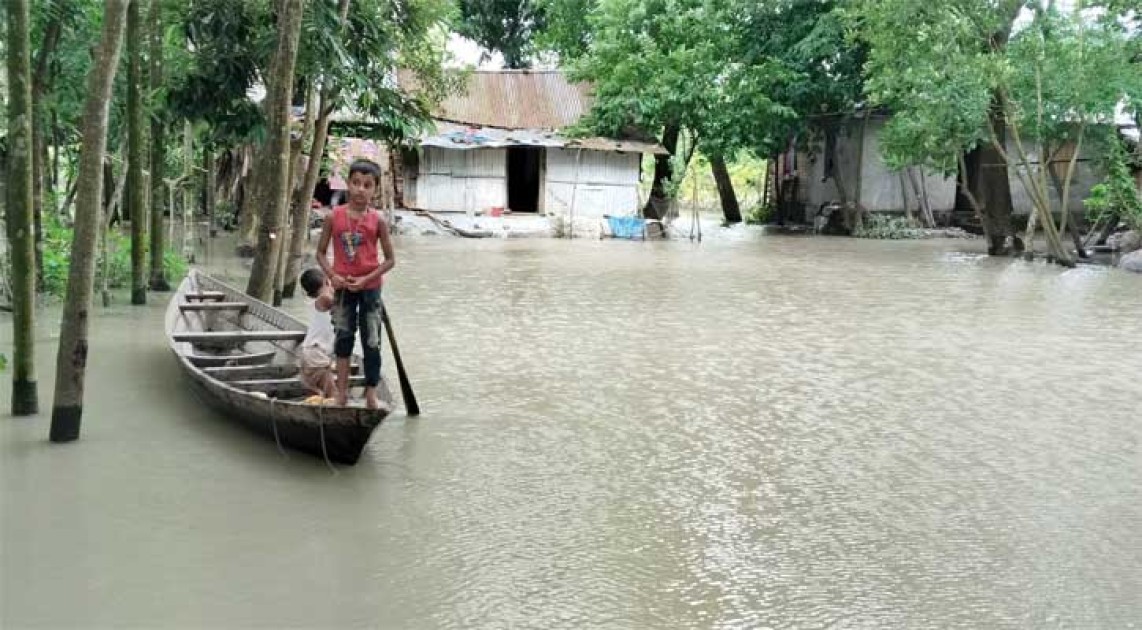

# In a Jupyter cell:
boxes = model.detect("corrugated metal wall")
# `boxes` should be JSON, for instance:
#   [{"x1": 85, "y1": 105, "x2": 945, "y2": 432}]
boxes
[
  {"x1": 416, "y1": 147, "x2": 507, "y2": 212},
  {"x1": 544, "y1": 148, "x2": 641, "y2": 218},
  {"x1": 411, "y1": 146, "x2": 645, "y2": 217}
]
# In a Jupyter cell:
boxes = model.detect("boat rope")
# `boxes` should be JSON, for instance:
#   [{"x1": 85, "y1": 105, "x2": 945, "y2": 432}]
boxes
[
  {"x1": 269, "y1": 397, "x2": 288, "y2": 459},
  {"x1": 317, "y1": 401, "x2": 339, "y2": 475}
]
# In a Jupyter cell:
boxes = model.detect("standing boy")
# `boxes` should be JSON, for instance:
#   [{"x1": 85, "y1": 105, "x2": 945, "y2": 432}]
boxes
[{"x1": 316, "y1": 159, "x2": 395, "y2": 409}]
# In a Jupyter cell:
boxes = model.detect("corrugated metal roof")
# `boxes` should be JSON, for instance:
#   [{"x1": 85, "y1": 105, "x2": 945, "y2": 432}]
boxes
[
  {"x1": 408, "y1": 70, "x2": 594, "y2": 130},
  {"x1": 420, "y1": 121, "x2": 668, "y2": 155}
]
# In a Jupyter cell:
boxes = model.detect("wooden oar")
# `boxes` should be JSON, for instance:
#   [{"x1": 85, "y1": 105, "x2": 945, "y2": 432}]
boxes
[{"x1": 381, "y1": 306, "x2": 420, "y2": 416}]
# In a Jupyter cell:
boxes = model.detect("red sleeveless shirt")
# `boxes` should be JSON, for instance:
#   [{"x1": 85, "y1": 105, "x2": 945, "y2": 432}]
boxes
[{"x1": 329, "y1": 205, "x2": 383, "y2": 289}]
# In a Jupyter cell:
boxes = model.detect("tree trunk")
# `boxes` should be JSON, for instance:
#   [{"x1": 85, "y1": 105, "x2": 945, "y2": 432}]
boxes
[
  {"x1": 906, "y1": 167, "x2": 936, "y2": 228},
  {"x1": 32, "y1": 126, "x2": 45, "y2": 293},
  {"x1": 1045, "y1": 145, "x2": 1088, "y2": 259},
  {"x1": 273, "y1": 87, "x2": 314, "y2": 305},
  {"x1": 825, "y1": 124, "x2": 861, "y2": 233},
  {"x1": 5, "y1": 0, "x2": 39, "y2": 415},
  {"x1": 283, "y1": 0, "x2": 349, "y2": 298},
  {"x1": 899, "y1": 171, "x2": 915, "y2": 224},
  {"x1": 30, "y1": 15, "x2": 61, "y2": 296},
  {"x1": 991, "y1": 92, "x2": 1071, "y2": 266},
  {"x1": 50, "y1": 0, "x2": 129, "y2": 442},
  {"x1": 281, "y1": 87, "x2": 326, "y2": 300},
  {"x1": 148, "y1": 0, "x2": 169, "y2": 290},
  {"x1": 971, "y1": 100, "x2": 1015, "y2": 255},
  {"x1": 102, "y1": 156, "x2": 129, "y2": 308},
  {"x1": 180, "y1": 121, "x2": 195, "y2": 263},
  {"x1": 643, "y1": 122, "x2": 680, "y2": 220},
  {"x1": 283, "y1": 98, "x2": 333, "y2": 298},
  {"x1": 127, "y1": 0, "x2": 148, "y2": 304},
  {"x1": 204, "y1": 148, "x2": 217, "y2": 237},
  {"x1": 709, "y1": 153, "x2": 742, "y2": 224},
  {"x1": 245, "y1": 0, "x2": 306, "y2": 302}
]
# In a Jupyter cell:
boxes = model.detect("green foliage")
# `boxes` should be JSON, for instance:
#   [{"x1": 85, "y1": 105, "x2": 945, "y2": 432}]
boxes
[
  {"x1": 652, "y1": 151, "x2": 769, "y2": 209},
  {"x1": 853, "y1": 213, "x2": 925, "y2": 239},
  {"x1": 456, "y1": 0, "x2": 545, "y2": 68},
  {"x1": 39, "y1": 215, "x2": 188, "y2": 298},
  {"x1": 0, "y1": 352, "x2": 7, "y2": 371},
  {"x1": 534, "y1": 0, "x2": 593, "y2": 60},
  {"x1": 562, "y1": 0, "x2": 859, "y2": 167},
  {"x1": 744, "y1": 204, "x2": 773, "y2": 225},
  {"x1": 1086, "y1": 140, "x2": 1142, "y2": 231},
  {"x1": 738, "y1": 1, "x2": 865, "y2": 156},
  {"x1": 853, "y1": 1, "x2": 1142, "y2": 176},
  {"x1": 167, "y1": 0, "x2": 267, "y2": 143},
  {"x1": 849, "y1": 0, "x2": 1006, "y2": 174},
  {"x1": 165, "y1": 0, "x2": 456, "y2": 147}
]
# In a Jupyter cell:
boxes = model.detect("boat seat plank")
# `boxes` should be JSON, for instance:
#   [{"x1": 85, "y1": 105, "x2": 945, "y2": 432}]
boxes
[
  {"x1": 203, "y1": 364, "x2": 300, "y2": 381},
  {"x1": 233, "y1": 374, "x2": 367, "y2": 395},
  {"x1": 179, "y1": 302, "x2": 249, "y2": 312},
  {"x1": 184, "y1": 291, "x2": 228, "y2": 301},
  {"x1": 204, "y1": 362, "x2": 360, "y2": 381},
  {"x1": 186, "y1": 351, "x2": 277, "y2": 368},
  {"x1": 173, "y1": 331, "x2": 306, "y2": 344}
]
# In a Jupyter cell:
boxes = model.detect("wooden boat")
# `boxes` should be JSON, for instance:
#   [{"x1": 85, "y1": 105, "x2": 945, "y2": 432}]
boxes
[{"x1": 165, "y1": 270, "x2": 394, "y2": 465}]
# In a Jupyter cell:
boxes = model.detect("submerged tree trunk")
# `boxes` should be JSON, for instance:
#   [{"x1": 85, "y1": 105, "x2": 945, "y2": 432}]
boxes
[
  {"x1": 6, "y1": 0, "x2": 39, "y2": 415},
  {"x1": 127, "y1": 0, "x2": 148, "y2": 304},
  {"x1": 245, "y1": 0, "x2": 306, "y2": 302},
  {"x1": 148, "y1": 0, "x2": 169, "y2": 290},
  {"x1": 709, "y1": 153, "x2": 742, "y2": 224},
  {"x1": 970, "y1": 101, "x2": 1015, "y2": 255},
  {"x1": 51, "y1": 0, "x2": 129, "y2": 442},
  {"x1": 643, "y1": 122, "x2": 680, "y2": 221}
]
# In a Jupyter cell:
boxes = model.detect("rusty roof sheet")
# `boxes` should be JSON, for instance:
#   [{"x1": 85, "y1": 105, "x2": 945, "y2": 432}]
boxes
[
  {"x1": 405, "y1": 70, "x2": 594, "y2": 130},
  {"x1": 421, "y1": 121, "x2": 668, "y2": 155}
]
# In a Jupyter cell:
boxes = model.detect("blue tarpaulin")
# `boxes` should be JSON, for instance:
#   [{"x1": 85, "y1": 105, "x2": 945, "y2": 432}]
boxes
[{"x1": 606, "y1": 215, "x2": 646, "y2": 240}]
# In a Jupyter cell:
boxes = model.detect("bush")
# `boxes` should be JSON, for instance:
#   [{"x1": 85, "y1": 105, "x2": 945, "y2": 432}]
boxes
[
  {"x1": 1085, "y1": 141, "x2": 1142, "y2": 232},
  {"x1": 853, "y1": 213, "x2": 925, "y2": 239},
  {"x1": 40, "y1": 215, "x2": 188, "y2": 298},
  {"x1": 744, "y1": 204, "x2": 773, "y2": 225}
]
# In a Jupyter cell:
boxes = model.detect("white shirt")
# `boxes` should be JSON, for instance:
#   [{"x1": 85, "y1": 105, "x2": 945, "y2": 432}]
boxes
[{"x1": 303, "y1": 300, "x2": 335, "y2": 352}]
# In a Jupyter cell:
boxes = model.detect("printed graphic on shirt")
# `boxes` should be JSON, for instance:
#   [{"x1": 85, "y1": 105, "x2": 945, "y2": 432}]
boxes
[{"x1": 340, "y1": 230, "x2": 362, "y2": 262}]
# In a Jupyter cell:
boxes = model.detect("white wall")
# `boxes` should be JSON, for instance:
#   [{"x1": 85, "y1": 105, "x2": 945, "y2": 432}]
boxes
[
  {"x1": 544, "y1": 149, "x2": 642, "y2": 219},
  {"x1": 804, "y1": 117, "x2": 957, "y2": 218}
]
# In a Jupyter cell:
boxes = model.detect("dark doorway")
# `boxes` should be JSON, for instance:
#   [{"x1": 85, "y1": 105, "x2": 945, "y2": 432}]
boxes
[{"x1": 507, "y1": 147, "x2": 542, "y2": 213}]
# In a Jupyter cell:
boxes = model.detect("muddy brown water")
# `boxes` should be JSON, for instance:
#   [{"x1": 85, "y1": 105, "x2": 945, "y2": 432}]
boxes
[{"x1": 3, "y1": 230, "x2": 1141, "y2": 629}]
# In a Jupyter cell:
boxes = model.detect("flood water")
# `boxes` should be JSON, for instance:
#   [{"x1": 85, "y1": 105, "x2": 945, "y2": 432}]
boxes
[{"x1": 3, "y1": 229, "x2": 1141, "y2": 629}]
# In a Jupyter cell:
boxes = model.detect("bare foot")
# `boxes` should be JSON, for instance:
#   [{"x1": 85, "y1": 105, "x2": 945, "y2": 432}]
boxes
[
  {"x1": 334, "y1": 393, "x2": 348, "y2": 406},
  {"x1": 364, "y1": 388, "x2": 379, "y2": 410}
]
